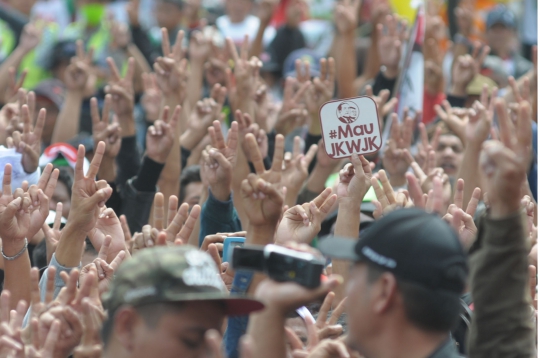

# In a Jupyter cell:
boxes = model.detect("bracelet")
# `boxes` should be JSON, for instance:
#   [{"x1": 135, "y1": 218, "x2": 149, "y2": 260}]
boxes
[{"x1": 1, "y1": 239, "x2": 28, "y2": 261}]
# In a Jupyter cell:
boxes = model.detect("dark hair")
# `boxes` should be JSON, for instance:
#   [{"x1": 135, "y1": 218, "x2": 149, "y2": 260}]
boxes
[
  {"x1": 32, "y1": 239, "x2": 48, "y2": 273},
  {"x1": 102, "y1": 302, "x2": 185, "y2": 347},
  {"x1": 56, "y1": 167, "x2": 73, "y2": 197},
  {"x1": 366, "y1": 264, "x2": 461, "y2": 333},
  {"x1": 179, "y1": 165, "x2": 201, "y2": 203}
]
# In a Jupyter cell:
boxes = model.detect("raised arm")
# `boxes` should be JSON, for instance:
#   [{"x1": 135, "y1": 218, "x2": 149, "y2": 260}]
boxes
[
  {"x1": 51, "y1": 41, "x2": 93, "y2": 144},
  {"x1": 334, "y1": 0, "x2": 360, "y2": 99}
]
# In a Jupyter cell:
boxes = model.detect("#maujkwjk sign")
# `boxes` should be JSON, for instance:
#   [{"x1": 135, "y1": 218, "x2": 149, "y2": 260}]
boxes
[{"x1": 319, "y1": 96, "x2": 382, "y2": 159}]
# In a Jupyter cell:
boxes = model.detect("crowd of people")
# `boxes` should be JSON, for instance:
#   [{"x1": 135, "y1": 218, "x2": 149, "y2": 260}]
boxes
[{"x1": 0, "y1": 0, "x2": 536, "y2": 356}]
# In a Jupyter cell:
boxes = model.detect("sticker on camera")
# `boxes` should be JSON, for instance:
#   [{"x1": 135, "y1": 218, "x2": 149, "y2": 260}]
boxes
[{"x1": 319, "y1": 96, "x2": 382, "y2": 159}]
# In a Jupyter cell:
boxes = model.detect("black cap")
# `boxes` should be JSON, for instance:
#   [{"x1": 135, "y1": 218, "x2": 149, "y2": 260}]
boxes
[
  {"x1": 486, "y1": 5, "x2": 516, "y2": 29},
  {"x1": 319, "y1": 208, "x2": 468, "y2": 294}
]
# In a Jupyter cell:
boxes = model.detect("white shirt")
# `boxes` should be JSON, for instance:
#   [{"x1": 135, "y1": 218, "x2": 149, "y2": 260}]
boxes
[{"x1": 216, "y1": 14, "x2": 275, "y2": 46}]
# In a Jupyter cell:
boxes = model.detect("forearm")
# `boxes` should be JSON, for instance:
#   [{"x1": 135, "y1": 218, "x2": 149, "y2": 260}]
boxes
[
  {"x1": 51, "y1": 92, "x2": 84, "y2": 144},
  {"x1": 157, "y1": 97, "x2": 182, "y2": 213},
  {"x1": 457, "y1": 142, "x2": 482, "y2": 206},
  {"x1": 245, "y1": 225, "x2": 275, "y2": 296},
  {"x1": 336, "y1": 33, "x2": 357, "y2": 99},
  {"x1": 308, "y1": 113, "x2": 322, "y2": 136},
  {"x1": 468, "y1": 212, "x2": 535, "y2": 357},
  {"x1": 332, "y1": 199, "x2": 360, "y2": 302},
  {"x1": 362, "y1": 26, "x2": 381, "y2": 81},
  {"x1": 54, "y1": 224, "x2": 86, "y2": 267},
  {"x1": 187, "y1": 187, "x2": 208, "y2": 247},
  {"x1": 98, "y1": 157, "x2": 117, "y2": 183},
  {"x1": 306, "y1": 165, "x2": 334, "y2": 193},
  {"x1": 0, "y1": 47, "x2": 28, "y2": 95},
  {"x1": 249, "y1": 18, "x2": 270, "y2": 58},
  {"x1": 127, "y1": 43, "x2": 152, "y2": 74},
  {"x1": 2, "y1": 239, "x2": 31, "y2": 310},
  {"x1": 247, "y1": 306, "x2": 287, "y2": 358},
  {"x1": 232, "y1": 149, "x2": 251, "y2": 229},
  {"x1": 186, "y1": 63, "x2": 204, "y2": 112}
]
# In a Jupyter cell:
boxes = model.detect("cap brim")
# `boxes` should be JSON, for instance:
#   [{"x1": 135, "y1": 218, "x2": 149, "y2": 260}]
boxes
[{"x1": 318, "y1": 236, "x2": 360, "y2": 261}]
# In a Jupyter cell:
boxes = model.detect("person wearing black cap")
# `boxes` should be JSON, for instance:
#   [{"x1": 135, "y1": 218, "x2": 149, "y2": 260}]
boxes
[{"x1": 319, "y1": 208, "x2": 467, "y2": 358}]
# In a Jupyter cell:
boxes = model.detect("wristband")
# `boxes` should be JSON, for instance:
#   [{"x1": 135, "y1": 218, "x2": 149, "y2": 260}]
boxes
[{"x1": 2, "y1": 238, "x2": 28, "y2": 261}]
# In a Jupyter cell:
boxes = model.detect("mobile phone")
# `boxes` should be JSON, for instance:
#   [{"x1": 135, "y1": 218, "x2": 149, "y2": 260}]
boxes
[{"x1": 222, "y1": 237, "x2": 246, "y2": 263}]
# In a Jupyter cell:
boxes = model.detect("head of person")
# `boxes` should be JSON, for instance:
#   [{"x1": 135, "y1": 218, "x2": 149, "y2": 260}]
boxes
[
  {"x1": 50, "y1": 167, "x2": 73, "y2": 219},
  {"x1": 32, "y1": 80, "x2": 65, "y2": 145},
  {"x1": 49, "y1": 41, "x2": 78, "y2": 83},
  {"x1": 101, "y1": 246, "x2": 263, "y2": 358},
  {"x1": 320, "y1": 209, "x2": 467, "y2": 356},
  {"x1": 76, "y1": 0, "x2": 109, "y2": 27},
  {"x1": 155, "y1": 0, "x2": 184, "y2": 31},
  {"x1": 485, "y1": 5, "x2": 517, "y2": 58},
  {"x1": 429, "y1": 122, "x2": 464, "y2": 178},
  {"x1": 282, "y1": 49, "x2": 322, "y2": 81},
  {"x1": 179, "y1": 165, "x2": 202, "y2": 209},
  {"x1": 225, "y1": 0, "x2": 253, "y2": 24}
]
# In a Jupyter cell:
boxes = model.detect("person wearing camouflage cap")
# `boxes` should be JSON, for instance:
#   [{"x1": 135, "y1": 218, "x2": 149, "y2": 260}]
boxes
[{"x1": 101, "y1": 245, "x2": 263, "y2": 358}]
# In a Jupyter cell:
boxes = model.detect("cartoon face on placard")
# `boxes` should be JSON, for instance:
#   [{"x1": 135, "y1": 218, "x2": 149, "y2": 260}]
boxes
[{"x1": 319, "y1": 96, "x2": 382, "y2": 159}]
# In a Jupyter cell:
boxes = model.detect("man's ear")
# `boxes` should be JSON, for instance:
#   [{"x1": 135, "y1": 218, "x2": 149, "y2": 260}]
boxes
[
  {"x1": 114, "y1": 307, "x2": 141, "y2": 352},
  {"x1": 372, "y1": 272, "x2": 399, "y2": 314}
]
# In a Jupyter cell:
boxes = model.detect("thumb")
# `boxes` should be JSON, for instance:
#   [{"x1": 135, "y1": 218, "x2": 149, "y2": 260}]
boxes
[
  {"x1": 209, "y1": 149, "x2": 231, "y2": 169},
  {"x1": 88, "y1": 187, "x2": 113, "y2": 208},
  {"x1": 5, "y1": 197, "x2": 22, "y2": 218}
]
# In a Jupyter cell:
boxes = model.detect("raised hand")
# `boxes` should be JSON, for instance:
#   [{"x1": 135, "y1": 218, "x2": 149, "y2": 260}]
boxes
[
  {"x1": 434, "y1": 101, "x2": 469, "y2": 145},
  {"x1": 19, "y1": 22, "x2": 41, "y2": 53},
  {"x1": 88, "y1": 207, "x2": 129, "y2": 263},
  {"x1": 67, "y1": 142, "x2": 113, "y2": 235},
  {"x1": 9, "y1": 103, "x2": 45, "y2": 173},
  {"x1": 450, "y1": 43, "x2": 490, "y2": 97},
  {"x1": 377, "y1": 14, "x2": 408, "y2": 78},
  {"x1": 371, "y1": 169, "x2": 412, "y2": 219},
  {"x1": 181, "y1": 84, "x2": 227, "y2": 151},
  {"x1": 81, "y1": 235, "x2": 125, "y2": 294},
  {"x1": 188, "y1": 30, "x2": 211, "y2": 62},
  {"x1": 42, "y1": 202, "x2": 63, "y2": 264},
  {"x1": 105, "y1": 57, "x2": 135, "y2": 137},
  {"x1": 315, "y1": 292, "x2": 346, "y2": 340},
  {"x1": 336, "y1": 154, "x2": 373, "y2": 203},
  {"x1": 414, "y1": 122, "x2": 439, "y2": 173},
  {"x1": 73, "y1": 299, "x2": 103, "y2": 358},
  {"x1": 203, "y1": 120, "x2": 238, "y2": 201},
  {"x1": 480, "y1": 99, "x2": 532, "y2": 217},
  {"x1": 443, "y1": 178, "x2": 481, "y2": 250},
  {"x1": 465, "y1": 100, "x2": 492, "y2": 146},
  {"x1": 91, "y1": 95, "x2": 121, "y2": 159},
  {"x1": 275, "y1": 78, "x2": 309, "y2": 136},
  {"x1": 304, "y1": 58, "x2": 335, "y2": 116},
  {"x1": 226, "y1": 36, "x2": 260, "y2": 112},
  {"x1": 382, "y1": 113, "x2": 414, "y2": 183},
  {"x1": 281, "y1": 137, "x2": 317, "y2": 205},
  {"x1": 240, "y1": 171, "x2": 284, "y2": 229},
  {"x1": 2, "y1": 68, "x2": 27, "y2": 104},
  {"x1": 0, "y1": 165, "x2": 48, "y2": 252},
  {"x1": 154, "y1": 29, "x2": 188, "y2": 101},
  {"x1": 365, "y1": 85, "x2": 397, "y2": 127},
  {"x1": 141, "y1": 72, "x2": 162, "y2": 122},
  {"x1": 275, "y1": 187, "x2": 336, "y2": 245},
  {"x1": 64, "y1": 40, "x2": 93, "y2": 92},
  {"x1": 334, "y1": 0, "x2": 360, "y2": 35},
  {"x1": 146, "y1": 105, "x2": 180, "y2": 163}
]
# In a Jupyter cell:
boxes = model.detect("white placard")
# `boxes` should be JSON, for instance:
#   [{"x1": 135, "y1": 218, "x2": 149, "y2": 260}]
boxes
[{"x1": 319, "y1": 96, "x2": 382, "y2": 159}]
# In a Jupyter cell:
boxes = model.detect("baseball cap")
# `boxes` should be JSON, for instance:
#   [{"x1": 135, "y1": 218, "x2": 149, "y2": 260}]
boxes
[
  {"x1": 33, "y1": 79, "x2": 65, "y2": 110},
  {"x1": 466, "y1": 74, "x2": 497, "y2": 96},
  {"x1": 283, "y1": 48, "x2": 322, "y2": 79},
  {"x1": 47, "y1": 40, "x2": 78, "y2": 70},
  {"x1": 486, "y1": 5, "x2": 516, "y2": 29},
  {"x1": 319, "y1": 208, "x2": 468, "y2": 294},
  {"x1": 102, "y1": 245, "x2": 264, "y2": 316},
  {"x1": 39, "y1": 143, "x2": 90, "y2": 175}
]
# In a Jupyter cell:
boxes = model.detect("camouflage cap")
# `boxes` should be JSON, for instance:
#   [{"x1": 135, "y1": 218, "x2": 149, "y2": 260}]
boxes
[{"x1": 102, "y1": 245, "x2": 264, "y2": 316}]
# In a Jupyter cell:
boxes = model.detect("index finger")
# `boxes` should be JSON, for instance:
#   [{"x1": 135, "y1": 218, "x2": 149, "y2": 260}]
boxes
[
  {"x1": 3, "y1": 164, "x2": 12, "y2": 196},
  {"x1": 465, "y1": 187, "x2": 481, "y2": 216},
  {"x1": 244, "y1": 134, "x2": 265, "y2": 174},
  {"x1": 76, "y1": 39, "x2": 85, "y2": 59},
  {"x1": 86, "y1": 141, "x2": 105, "y2": 179},
  {"x1": 173, "y1": 30, "x2": 184, "y2": 61},
  {"x1": 378, "y1": 170, "x2": 396, "y2": 205},
  {"x1": 124, "y1": 57, "x2": 135, "y2": 82},
  {"x1": 226, "y1": 38, "x2": 239, "y2": 63},
  {"x1": 33, "y1": 108, "x2": 46, "y2": 138},
  {"x1": 153, "y1": 192, "x2": 165, "y2": 231},
  {"x1": 270, "y1": 134, "x2": 285, "y2": 173},
  {"x1": 161, "y1": 27, "x2": 171, "y2": 56},
  {"x1": 453, "y1": 178, "x2": 464, "y2": 209},
  {"x1": 227, "y1": 121, "x2": 238, "y2": 151},
  {"x1": 106, "y1": 57, "x2": 121, "y2": 82},
  {"x1": 90, "y1": 97, "x2": 101, "y2": 127},
  {"x1": 316, "y1": 291, "x2": 334, "y2": 326},
  {"x1": 98, "y1": 235, "x2": 112, "y2": 261}
]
